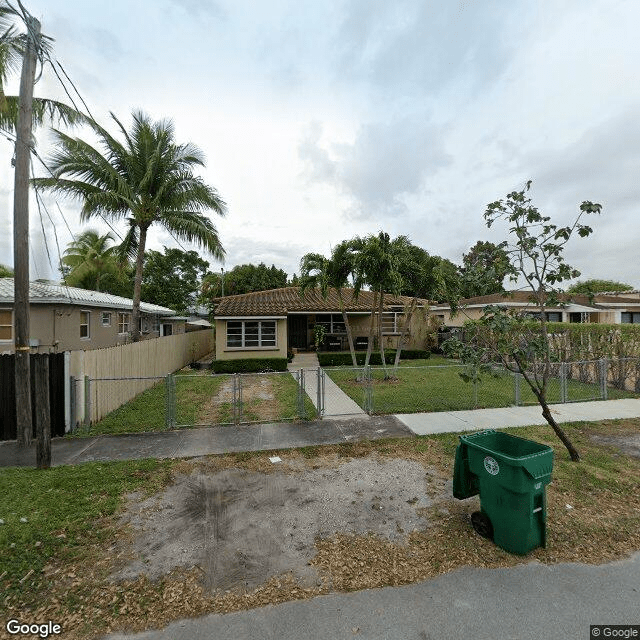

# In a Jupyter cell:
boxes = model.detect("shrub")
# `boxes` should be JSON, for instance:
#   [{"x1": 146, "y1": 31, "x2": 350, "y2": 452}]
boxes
[
  {"x1": 211, "y1": 358, "x2": 288, "y2": 373},
  {"x1": 317, "y1": 350, "x2": 430, "y2": 367}
]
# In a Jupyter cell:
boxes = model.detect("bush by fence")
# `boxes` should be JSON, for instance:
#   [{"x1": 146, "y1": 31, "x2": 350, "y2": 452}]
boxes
[
  {"x1": 211, "y1": 357, "x2": 288, "y2": 373},
  {"x1": 546, "y1": 322, "x2": 640, "y2": 360},
  {"x1": 317, "y1": 349, "x2": 430, "y2": 367}
]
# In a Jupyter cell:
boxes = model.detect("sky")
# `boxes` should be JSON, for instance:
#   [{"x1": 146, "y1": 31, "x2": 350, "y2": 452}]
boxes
[{"x1": 1, "y1": 0, "x2": 639, "y2": 289}]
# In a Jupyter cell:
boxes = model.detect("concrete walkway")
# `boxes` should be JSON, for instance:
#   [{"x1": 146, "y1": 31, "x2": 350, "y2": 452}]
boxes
[
  {"x1": 288, "y1": 352, "x2": 368, "y2": 419},
  {"x1": 395, "y1": 397, "x2": 640, "y2": 435}
]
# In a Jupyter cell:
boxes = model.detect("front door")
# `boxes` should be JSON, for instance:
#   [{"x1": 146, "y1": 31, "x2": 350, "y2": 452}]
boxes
[{"x1": 288, "y1": 315, "x2": 308, "y2": 349}]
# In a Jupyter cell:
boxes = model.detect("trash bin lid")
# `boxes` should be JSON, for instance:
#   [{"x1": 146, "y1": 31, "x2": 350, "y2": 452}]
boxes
[{"x1": 460, "y1": 430, "x2": 553, "y2": 480}]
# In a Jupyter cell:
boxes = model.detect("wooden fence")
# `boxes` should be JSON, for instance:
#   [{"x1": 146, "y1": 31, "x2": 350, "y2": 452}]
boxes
[
  {"x1": 0, "y1": 353, "x2": 67, "y2": 441},
  {"x1": 69, "y1": 330, "x2": 214, "y2": 425}
]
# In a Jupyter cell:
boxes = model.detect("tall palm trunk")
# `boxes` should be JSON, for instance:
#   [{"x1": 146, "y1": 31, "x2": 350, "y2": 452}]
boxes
[
  {"x1": 337, "y1": 289, "x2": 358, "y2": 367},
  {"x1": 364, "y1": 289, "x2": 378, "y2": 368},
  {"x1": 377, "y1": 286, "x2": 389, "y2": 378},
  {"x1": 131, "y1": 225, "x2": 148, "y2": 342},
  {"x1": 393, "y1": 298, "x2": 417, "y2": 373}
]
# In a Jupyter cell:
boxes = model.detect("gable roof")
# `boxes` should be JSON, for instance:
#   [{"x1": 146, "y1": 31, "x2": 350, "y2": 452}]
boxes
[
  {"x1": 0, "y1": 278, "x2": 176, "y2": 315},
  {"x1": 213, "y1": 287, "x2": 429, "y2": 317}
]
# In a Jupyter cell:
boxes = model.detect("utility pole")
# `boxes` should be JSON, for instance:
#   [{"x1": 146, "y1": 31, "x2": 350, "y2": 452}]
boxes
[
  {"x1": 13, "y1": 13, "x2": 41, "y2": 447},
  {"x1": 221, "y1": 267, "x2": 224, "y2": 297}
]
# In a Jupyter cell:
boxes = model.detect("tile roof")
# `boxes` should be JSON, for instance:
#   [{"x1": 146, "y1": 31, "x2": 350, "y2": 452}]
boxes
[
  {"x1": 0, "y1": 278, "x2": 176, "y2": 315},
  {"x1": 213, "y1": 287, "x2": 429, "y2": 317},
  {"x1": 432, "y1": 290, "x2": 640, "y2": 310}
]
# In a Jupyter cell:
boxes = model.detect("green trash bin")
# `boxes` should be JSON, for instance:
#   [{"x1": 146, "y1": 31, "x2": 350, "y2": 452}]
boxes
[{"x1": 453, "y1": 429, "x2": 553, "y2": 555}]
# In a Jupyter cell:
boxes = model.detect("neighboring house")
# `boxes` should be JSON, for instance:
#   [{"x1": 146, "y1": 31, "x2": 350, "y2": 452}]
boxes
[
  {"x1": 0, "y1": 278, "x2": 185, "y2": 353},
  {"x1": 432, "y1": 291, "x2": 640, "y2": 328},
  {"x1": 185, "y1": 304, "x2": 213, "y2": 333},
  {"x1": 212, "y1": 286, "x2": 431, "y2": 361}
]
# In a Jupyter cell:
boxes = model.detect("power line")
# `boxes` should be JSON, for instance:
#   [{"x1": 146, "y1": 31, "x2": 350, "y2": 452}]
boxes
[
  {"x1": 43, "y1": 57, "x2": 82, "y2": 114},
  {"x1": 54, "y1": 59, "x2": 95, "y2": 121}
]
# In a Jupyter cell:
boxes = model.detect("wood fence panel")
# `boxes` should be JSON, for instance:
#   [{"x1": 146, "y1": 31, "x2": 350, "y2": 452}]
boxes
[
  {"x1": 68, "y1": 331, "x2": 214, "y2": 423},
  {"x1": 0, "y1": 353, "x2": 66, "y2": 441}
]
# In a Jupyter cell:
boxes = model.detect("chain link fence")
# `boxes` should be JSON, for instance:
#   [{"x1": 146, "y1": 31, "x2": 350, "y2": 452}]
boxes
[
  {"x1": 325, "y1": 358, "x2": 640, "y2": 415},
  {"x1": 69, "y1": 357, "x2": 640, "y2": 433},
  {"x1": 73, "y1": 369, "x2": 316, "y2": 433}
]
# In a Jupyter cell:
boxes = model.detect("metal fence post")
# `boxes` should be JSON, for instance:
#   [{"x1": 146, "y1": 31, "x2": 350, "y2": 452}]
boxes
[
  {"x1": 472, "y1": 365, "x2": 479, "y2": 409},
  {"x1": 235, "y1": 373, "x2": 242, "y2": 424},
  {"x1": 364, "y1": 365, "x2": 373, "y2": 414},
  {"x1": 296, "y1": 369, "x2": 306, "y2": 418},
  {"x1": 514, "y1": 371, "x2": 521, "y2": 406},
  {"x1": 84, "y1": 375, "x2": 91, "y2": 429},
  {"x1": 316, "y1": 367, "x2": 324, "y2": 419},
  {"x1": 600, "y1": 358, "x2": 608, "y2": 400},
  {"x1": 560, "y1": 362, "x2": 567, "y2": 403},
  {"x1": 165, "y1": 374, "x2": 176, "y2": 430}
]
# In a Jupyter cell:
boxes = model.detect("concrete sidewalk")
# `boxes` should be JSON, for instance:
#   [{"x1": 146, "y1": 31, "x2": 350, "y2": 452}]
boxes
[
  {"x1": 3, "y1": 398, "x2": 640, "y2": 468},
  {"x1": 0, "y1": 415, "x2": 410, "y2": 468},
  {"x1": 395, "y1": 398, "x2": 640, "y2": 435}
]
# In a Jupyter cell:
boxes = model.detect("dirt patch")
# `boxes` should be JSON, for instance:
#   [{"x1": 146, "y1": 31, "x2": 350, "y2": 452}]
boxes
[
  {"x1": 590, "y1": 433, "x2": 640, "y2": 458},
  {"x1": 197, "y1": 375, "x2": 281, "y2": 424},
  {"x1": 114, "y1": 457, "x2": 447, "y2": 592}
]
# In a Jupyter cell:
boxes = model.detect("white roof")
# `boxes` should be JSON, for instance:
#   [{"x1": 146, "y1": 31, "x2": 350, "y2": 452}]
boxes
[
  {"x1": 186, "y1": 318, "x2": 212, "y2": 327},
  {"x1": 0, "y1": 278, "x2": 175, "y2": 315}
]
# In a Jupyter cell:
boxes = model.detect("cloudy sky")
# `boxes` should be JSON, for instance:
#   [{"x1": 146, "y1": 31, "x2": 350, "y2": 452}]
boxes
[{"x1": 1, "y1": 0, "x2": 638, "y2": 288}]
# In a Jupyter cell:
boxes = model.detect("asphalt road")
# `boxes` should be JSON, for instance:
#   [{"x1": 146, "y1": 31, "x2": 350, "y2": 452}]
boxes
[{"x1": 105, "y1": 552, "x2": 640, "y2": 640}]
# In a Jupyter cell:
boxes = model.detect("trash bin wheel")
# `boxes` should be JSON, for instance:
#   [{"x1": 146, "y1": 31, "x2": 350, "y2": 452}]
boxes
[{"x1": 471, "y1": 511, "x2": 493, "y2": 540}]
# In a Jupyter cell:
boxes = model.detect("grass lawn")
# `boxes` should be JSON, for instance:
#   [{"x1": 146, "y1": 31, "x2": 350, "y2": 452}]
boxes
[
  {"x1": 0, "y1": 458, "x2": 173, "y2": 613},
  {"x1": 82, "y1": 374, "x2": 230, "y2": 436},
  {"x1": 326, "y1": 356, "x2": 636, "y2": 414},
  {"x1": 2, "y1": 419, "x2": 639, "y2": 638}
]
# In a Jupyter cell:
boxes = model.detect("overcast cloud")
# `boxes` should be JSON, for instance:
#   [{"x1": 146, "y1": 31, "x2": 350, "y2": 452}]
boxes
[{"x1": 0, "y1": 0, "x2": 638, "y2": 288}]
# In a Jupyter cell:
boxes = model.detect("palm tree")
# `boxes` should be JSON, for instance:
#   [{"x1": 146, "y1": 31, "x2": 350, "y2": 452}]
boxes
[
  {"x1": 299, "y1": 241, "x2": 358, "y2": 367},
  {"x1": 352, "y1": 232, "x2": 406, "y2": 378},
  {"x1": 61, "y1": 229, "x2": 126, "y2": 292},
  {"x1": 0, "y1": 3, "x2": 87, "y2": 134},
  {"x1": 34, "y1": 110, "x2": 227, "y2": 340}
]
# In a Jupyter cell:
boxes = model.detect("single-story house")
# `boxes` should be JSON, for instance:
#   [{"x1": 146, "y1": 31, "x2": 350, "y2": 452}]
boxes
[
  {"x1": 0, "y1": 278, "x2": 186, "y2": 353},
  {"x1": 432, "y1": 291, "x2": 640, "y2": 328},
  {"x1": 212, "y1": 286, "x2": 432, "y2": 361}
]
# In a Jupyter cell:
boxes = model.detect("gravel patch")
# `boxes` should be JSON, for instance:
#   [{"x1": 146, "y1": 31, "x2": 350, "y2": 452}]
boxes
[{"x1": 115, "y1": 457, "x2": 447, "y2": 591}]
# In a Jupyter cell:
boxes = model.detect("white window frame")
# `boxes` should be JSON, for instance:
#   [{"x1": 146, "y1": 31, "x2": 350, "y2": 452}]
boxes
[
  {"x1": 101, "y1": 311, "x2": 112, "y2": 327},
  {"x1": 80, "y1": 310, "x2": 91, "y2": 339},
  {"x1": 0, "y1": 308, "x2": 12, "y2": 341},
  {"x1": 314, "y1": 314, "x2": 346, "y2": 334},
  {"x1": 118, "y1": 312, "x2": 131, "y2": 334},
  {"x1": 380, "y1": 308, "x2": 404, "y2": 335},
  {"x1": 226, "y1": 320, "x2": 277, "y2": 349}
]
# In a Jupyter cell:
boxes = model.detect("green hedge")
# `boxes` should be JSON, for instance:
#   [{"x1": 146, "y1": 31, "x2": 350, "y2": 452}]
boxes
[
  {"x1": 211, "y1": 357, "x2": 288, "y2": 373},
  {"x1": 317, "y1": 349, "x2": 430, "y2": 367}
]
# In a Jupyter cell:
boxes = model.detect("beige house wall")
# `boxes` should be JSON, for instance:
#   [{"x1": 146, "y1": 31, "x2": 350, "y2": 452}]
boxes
[
  {"x1": 215, "y1": 318, "x2": 287, "y2": 360},
  {"x1": 213, "y1": 308, "x2": 435, "y2": 361},
  {"x1": 0, "y1": 303, "x2": 183, "y2": 353},
  {"x1": 433, "y1": 307, "x2": 485, "y2": 328},
  {"x1": 433, "y1": 307, "x2": 623, "y2": 328}
]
